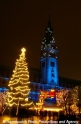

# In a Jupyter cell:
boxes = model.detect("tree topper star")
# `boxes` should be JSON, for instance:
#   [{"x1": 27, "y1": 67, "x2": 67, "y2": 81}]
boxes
[{"x1": 21, "y1": 48, "x2": 26, "y2": 54}]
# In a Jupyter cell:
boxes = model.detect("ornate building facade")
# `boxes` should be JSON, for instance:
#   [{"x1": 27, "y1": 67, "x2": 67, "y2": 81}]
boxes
[
  {"x1": 29, "y1": 15, "x2": 61, "y2": 101},
  {"x1": 29, "y1": 15, "x2": 81, "y2": 101}
]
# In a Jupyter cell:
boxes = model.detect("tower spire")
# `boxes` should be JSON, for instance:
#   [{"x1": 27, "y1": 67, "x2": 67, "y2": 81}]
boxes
[
  {"x1": 40, "y1": 15, "x2": 59, "y2": 85},
  {"x1": 48, "y1": 12, "x2": 51, "y2": 27}
]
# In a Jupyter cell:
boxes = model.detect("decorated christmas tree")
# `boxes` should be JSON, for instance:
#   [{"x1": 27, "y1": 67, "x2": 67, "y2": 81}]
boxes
[
  {"x1": 70, "y1": 86, "x2": 81, "y2": 114},
  {"x1": 7, "y1": 48, "x2": 33, "y2": 115}
]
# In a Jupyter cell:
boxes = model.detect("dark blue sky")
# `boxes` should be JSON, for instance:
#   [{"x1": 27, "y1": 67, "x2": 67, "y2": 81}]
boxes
[{"x1": 0, "y1": 0, "x2": 81, "y2": 80}]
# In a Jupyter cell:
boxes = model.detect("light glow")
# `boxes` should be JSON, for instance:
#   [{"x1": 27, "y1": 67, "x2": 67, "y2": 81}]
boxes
[
  {"x1": 7, "y1": 47, "x2": 33, "y2": 109},
  {"x1": 44, "y1": 107, "x2": 63, "y2": 112}
]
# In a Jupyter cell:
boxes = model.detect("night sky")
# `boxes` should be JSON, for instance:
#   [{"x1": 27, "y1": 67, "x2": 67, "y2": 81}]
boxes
[{"x1": 0, "y1": 0, "x2": 81, "y2": 80}]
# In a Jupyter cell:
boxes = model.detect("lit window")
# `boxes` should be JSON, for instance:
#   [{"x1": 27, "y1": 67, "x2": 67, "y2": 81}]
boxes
[{"x1": 42, "y1": 42, "x2": 45, "y2": 44}]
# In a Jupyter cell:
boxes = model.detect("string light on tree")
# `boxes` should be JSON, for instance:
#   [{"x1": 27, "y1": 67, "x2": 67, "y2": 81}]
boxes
[
  {"x1": 70, "y1": 86, "x2": 81, "y2": 114},
  {"x1": 7, "y1": 47, "x2": 33, "y2": 115},
  {"x1": 0, "y1": 90, "x2": 8, "y2": 112}
]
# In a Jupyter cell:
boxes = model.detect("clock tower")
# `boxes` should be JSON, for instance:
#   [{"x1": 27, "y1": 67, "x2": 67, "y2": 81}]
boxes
[{"x1": 40, "y1": 14, "x2": 59, "y2": 86}]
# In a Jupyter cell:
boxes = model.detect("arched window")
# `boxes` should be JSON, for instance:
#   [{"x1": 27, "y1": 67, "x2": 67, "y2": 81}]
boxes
[{"x1": 51, "y1": 73, "x2": 54, "y2": 77}]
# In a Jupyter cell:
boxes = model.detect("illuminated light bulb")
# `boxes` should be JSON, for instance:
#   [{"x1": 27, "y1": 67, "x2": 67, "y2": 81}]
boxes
[
  {"x1": 10, "y1": 104, "x2": 12, "y2": 107},
  {"x1": 21, "y1": 48, "x2": 26, "y2": 53},
  {"x1": 25, "y1": 98, "x2": 28, "y2": 101},
  {"x1": 51, "y1": 89, "x2": 54, "y2": 92},
  {"x1": 10, "y1": 87, "x2": 13, "y2": 90}
]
